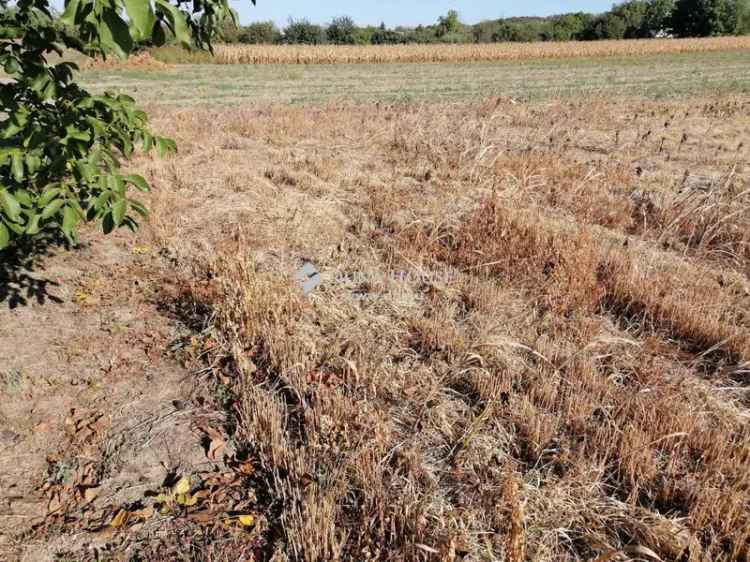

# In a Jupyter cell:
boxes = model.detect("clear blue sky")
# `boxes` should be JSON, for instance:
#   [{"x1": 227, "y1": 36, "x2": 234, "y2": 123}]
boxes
[{"x1": 233, "y1": 1, "x2": 615, "y2": 27}]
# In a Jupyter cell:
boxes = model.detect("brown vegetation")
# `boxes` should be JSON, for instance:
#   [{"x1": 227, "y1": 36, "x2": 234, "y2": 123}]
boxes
[
  {"x1": 6, "y1": 93, "x2": 750, "y2": 560},
  {"x1": 201, "y1": 37, "x2": 750, "y2": 65},
  {"x1": 120, "y1": 94, "x2": 750, "y2": 560},
  {"x1": 83, "y1": 51, "x2": 170, "y2": 70}
]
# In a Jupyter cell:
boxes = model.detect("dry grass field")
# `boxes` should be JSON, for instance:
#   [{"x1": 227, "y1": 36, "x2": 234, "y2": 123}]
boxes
[
  {"x1": 80, "y1": 50, "x2": 750, "y2": 107},
  {"x1": 3, "y1": 45, "x2": 750, "y2": 562},
  {"x1": 151, "y1": 36, "x2": 750, "y2": 65},
  {"x1": 57, "y1": 95, "x2": 750, "y2": 561}
]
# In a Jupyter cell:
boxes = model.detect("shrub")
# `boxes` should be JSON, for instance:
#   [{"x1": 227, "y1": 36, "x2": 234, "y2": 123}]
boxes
[
  {"x1": 238, "y1": 20, "x2": 280, "y2": 44},
  {"x1": 353, "y1": 25, "x2": 377, "y2": 45},
  {"x1": 326, "y1": 15, "x2": 356, "y2": 44},
  {"x1": 436, "y1": 10, "x2": 460, "y2": 37},
  {"x1": 492, "y1": 19, "x2": 552, "y2": 42},
  {"x1": 551, "y1": 13, "x2": 594, "y2": 40},
  {"x1": 283, "y1": 18, "x2": 325, "y2": 44},
  {"x1": 371, "y1": 23, "x2": 404, "y2": 44}
]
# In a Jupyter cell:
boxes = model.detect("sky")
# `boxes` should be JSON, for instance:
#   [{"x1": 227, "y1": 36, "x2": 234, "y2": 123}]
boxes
[{"x1": 232, "y1": 1, "x2": 615, "y2": 27}]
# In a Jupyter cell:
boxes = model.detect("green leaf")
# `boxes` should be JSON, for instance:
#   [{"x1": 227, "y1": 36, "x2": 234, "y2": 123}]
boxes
[
  {"x1": 112, "y1": 198, "x2": 127, "y2": 226},
  {"x1": 53, "y1": 62, "x2": 78, "y2": 84},
  {"x1": 30, "y1": 71, "x2": 52, "y2": 95},
  {"x1": 1, "y1": 110, "x2": 29, "y2": 139},
  {"x1": 14, "y1": 190, "x2": 32, "y2": 207},
  {"x1": 42, "y1": 199, "x2": 65, "y2": 220},
  {"x1": 155, "y1": 137, "x2": 177, "y2": 158},
  {"x1": 151, "y1": 21, "x2": 167, "y2": 46},
  {"x1": 129, "y1": 199, "x2": 148, "y2": 218},
  {"x1": 5, "y1": 221, "x2": 25, "y2": 235},
  {"x1": 76, "y1": 161, "x2": 97, "y2": 182},
  {"x1": 155, "y1": 0, "x2": 191, "y2": 45},
  {"x1": 109, "y1": 174, "x2": 126, "y2": 194},
  {"x1": 25, "y1": 214, "x2": 42, "y2": 235},
  {"x1": 60, "y1": 0, "x2": 81, "y2": 26},
  {"x1": 11, "y1": 152, "x2": 24, "y2": 182},
  {"x1": 125, "y1": 174, "x2": 150, "y2": 192},
  {"x1": 85, "y1": 116, "x2": 107, "y2": 136},
  {"x1": 25, "y1": 153, "x2": 42, "y2": 175},
  {"x1": 42, "y1": 79, "x2": 57, "y2": 100},
  {"x1": 124, "y1": 0, "x2": 156, "y2": 40},
  {"x1": 65, "y1": 124, "x2": 92, "y2": 142},
  {"x1": 0, "y1": 190, "x2": 22, "y2": 223},
  {"x1": 39, "y1": 188, "x2": 62, "y2": 207},
  {"x1": 93, "y1": 191, "x2": 112, "y2": 212},
  {"x1": 100, "y1": 9, "x2": 134, "y2": 58},
  {"x1": 117, "y1": 94, "x2": 136, "y2": 105},
  {"x1": 0, "y1": 223, "x2": 9, "y2": 249},
  {"x1": 61, "y1": 206, "x2": 79, "y2": 240},
  {"x1": 102, "y1": 212, "x2": 116, "y2": 234},
  {"x1": 3, "y1": 56, "x2": 20, "y2": 75}
]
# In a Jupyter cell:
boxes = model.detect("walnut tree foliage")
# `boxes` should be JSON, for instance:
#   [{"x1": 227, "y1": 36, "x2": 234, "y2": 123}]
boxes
[{"x1": 0, "y1": 0, "x2": 253, "y2": 250}]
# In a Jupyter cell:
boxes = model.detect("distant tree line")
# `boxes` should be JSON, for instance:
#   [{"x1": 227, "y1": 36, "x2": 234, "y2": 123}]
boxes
[{"x1": 219, "y1": 0, "x2": 750, "y2": 45}]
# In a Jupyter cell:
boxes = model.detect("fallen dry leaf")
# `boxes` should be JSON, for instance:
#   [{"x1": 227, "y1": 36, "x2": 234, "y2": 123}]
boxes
[
  {"x1": 82, "y1": 486, "x2": 100, "y2": 506},
  {"x1": 623, "y1": 545, "x2": 663, "y2": 562},
  {"x1": 173, "y1": 476, "x2": 191, "y2": 495},
  {"x1": 207, "y1": 437, "x2": 226, "y2": 462},
  {"x1": 199, "y1": 424, "x2": 228, "y2": 462},
  {"x1": 236, "y1": 461, "x2": 255, "y2": 476},
  {"x1": 109, "y1": 509, "x2": 128, "y2": 529},
  {"x1": 187, "y1": 510, "x2": 216, "y2": 524},
  {"x1": 175, "y1": 493, "x2": 200, "y2": 507},
  {"x1": 593, "y1": 545, "x2": 664, "y2": 562},
  {"x1": 131, "y1": 505, "x2": 155, "y2": 520},
  {"x1": 90, "y1": 526, "x2": 116, "y2": 541},
  {"x1": 238, "y1": 514, "x2": 255, "y2": 527},
  {"x1": 47, "y1": 493, "x2": 64, "y2": 515}
]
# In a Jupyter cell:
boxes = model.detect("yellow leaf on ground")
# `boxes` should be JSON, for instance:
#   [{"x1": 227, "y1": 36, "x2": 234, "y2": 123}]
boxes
[
  {"x1": 110, "y1": 509, "x2": 128, "y2": 528},
  {"x1": 173, "y1": 476, "x2": 191, "y2": 495},
  {"x1": 238, "y1": 514, "x2": 255, "y2": 527},
  {"x1": 175, "y1": 493, "x2": 199, "y2": 506},
  {"x1": 183, "y1": 494, "x2": 199, "y2": 507}
]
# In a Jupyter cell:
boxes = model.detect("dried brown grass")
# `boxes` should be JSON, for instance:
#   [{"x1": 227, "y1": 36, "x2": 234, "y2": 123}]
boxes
[
  {"x1": 206, "y1": 37, "x2": 750, "y2": 65},
  {"x1": 125, "y1": 94, "x2": 750, "y2": 561},
  {"x1": 83, "y1": 50, "x2": 170, "y2": 70}
]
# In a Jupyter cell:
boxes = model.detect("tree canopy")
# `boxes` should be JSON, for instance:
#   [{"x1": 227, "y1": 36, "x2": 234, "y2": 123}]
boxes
[{"x1": 671, "y1": 0, "x2": 750, "y2": 36}]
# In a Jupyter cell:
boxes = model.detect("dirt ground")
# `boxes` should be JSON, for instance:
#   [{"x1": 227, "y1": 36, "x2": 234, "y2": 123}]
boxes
[
  {"x1": 2, "y1": 94, "x2": 750, "y2": 561},
  {"x1": 0, "y1": 225, "x2": 214, "y2": 559}
]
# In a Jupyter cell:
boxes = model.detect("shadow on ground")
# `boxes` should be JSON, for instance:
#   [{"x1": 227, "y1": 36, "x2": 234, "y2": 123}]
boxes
[{"x1": 0, "y1": 234, "x2": 66, "y2": 308}]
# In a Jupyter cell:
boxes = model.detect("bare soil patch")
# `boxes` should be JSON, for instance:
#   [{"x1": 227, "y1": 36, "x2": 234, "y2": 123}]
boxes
[{"x1": 0, "y1": 232, "x2": 207, "y2": 560}]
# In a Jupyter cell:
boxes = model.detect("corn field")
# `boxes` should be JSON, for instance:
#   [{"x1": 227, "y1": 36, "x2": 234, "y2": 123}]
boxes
[{"x1": 208, "y1": 36, "x2": 750, "y2": 65}]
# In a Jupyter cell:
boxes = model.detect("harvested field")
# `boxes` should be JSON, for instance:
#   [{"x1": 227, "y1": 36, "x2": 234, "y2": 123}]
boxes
[
  {"x1": 151, "y1": 36, "x2": 750, "y2": 65},
  {"x1": 81, "y1": 50, "x2": 750, "y2": 107},
  {"x1": 4, "y1": 34, "x2": 750, "y2": 561},
  {"x1": 7, "y1": 93, "x2": 743, "y2": 561}
]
